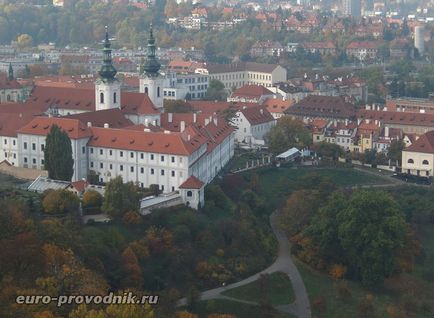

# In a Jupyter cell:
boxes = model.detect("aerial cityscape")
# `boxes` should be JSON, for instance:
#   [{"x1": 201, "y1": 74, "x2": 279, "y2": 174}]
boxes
[{"x1": 1, "y1": 0, "x2": 434, "y2": 317}]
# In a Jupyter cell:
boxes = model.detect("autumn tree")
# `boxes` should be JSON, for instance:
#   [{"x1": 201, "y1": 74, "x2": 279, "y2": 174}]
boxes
[
  {"x1": 307, "y1": 190, "x2": 407, "y2": 286},
  {"x1": 17, "y1": 33, "x2": 33, "y2": 48},
  {"x1": 205, "y1": 79, "x2": 227, "y2": 101},
  {"x1": 121, "y1": 246, "x2": 143, "y2": 289},
  {"x1": 265, "y1": 117, "x2": 312, "y2": 154},
  {"x1": 102, "y1": 176, "x2": 140, "y2": 218},
  {"x1": 280, "y1": 190, "x2": 321, "y2": 236},
  {"x1": 82, "y1": 190, "x2": 103, "y2": 214},
  {"x1": 42, "y1": 190, "x2": 79, "y2": 215},
  {"x1": 44, "y1": 124, "x2": 74, "y2": 181}
]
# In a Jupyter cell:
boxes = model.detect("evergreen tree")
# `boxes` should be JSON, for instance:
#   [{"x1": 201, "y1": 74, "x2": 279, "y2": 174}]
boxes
[{"x1": 44, "y1": 125, "x2": 74, "y2": 181}]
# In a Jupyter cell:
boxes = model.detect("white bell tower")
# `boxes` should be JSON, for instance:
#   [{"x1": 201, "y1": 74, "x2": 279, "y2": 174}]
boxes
[{"x1": 95, "y1": 26, "x2": 121, "y2": 111}]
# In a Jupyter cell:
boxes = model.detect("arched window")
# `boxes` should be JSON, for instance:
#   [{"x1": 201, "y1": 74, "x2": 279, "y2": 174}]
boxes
[
  {"x1": 408, "y1": 159, "x2": 414, "y2": 164},
  {"x1": 6, "y1": 95, "x2": 10, "y2": 101},
  {"x1": 144, "y1": 87, "x2": 148, "y2": 95},
  {"x1": 187, "y1": 190, "x2": 193, "y2": 197},
  {"x1": 423, "y1": 160, "x2": 429, "y2": 165},
  {"x1": 113, "y1": 92, "x2": 117, "y2": 104},
  {"x1": 100, "y1": 92, "x2": 104, "y2": 104},
  {"x1": 157, "y1": 87, "x2": 160, "y2": 98}
]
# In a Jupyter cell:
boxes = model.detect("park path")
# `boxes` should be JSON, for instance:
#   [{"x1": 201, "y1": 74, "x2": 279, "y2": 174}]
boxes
[{"x1": 178, "y1": 210, "x2": 311, "y2": 318}]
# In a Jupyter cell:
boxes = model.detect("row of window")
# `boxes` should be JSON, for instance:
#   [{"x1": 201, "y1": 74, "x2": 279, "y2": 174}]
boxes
[
  {"x1": 90, "y1": 162, "x2": 181, "y2": 177},
  {"x1": 407, "y1": 159, "x2": 429, "y2": 165},
  {"x1": 23, "y1": 157, "x2": 44, "y2": 165},
  {"x1": 3, "y1": 139, "x2": 16, "y2": 146},
  {"x1": 89, "y1": 148, "x2": 181, "y2": 163},
  {"x1": 23, "y1": 142, "x2": 44, "y2": 151}
]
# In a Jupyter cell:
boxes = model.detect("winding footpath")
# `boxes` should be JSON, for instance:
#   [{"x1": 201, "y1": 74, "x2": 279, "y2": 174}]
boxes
[{"x1": 178, "y1": 210, "x2": 311, "y2": 318}]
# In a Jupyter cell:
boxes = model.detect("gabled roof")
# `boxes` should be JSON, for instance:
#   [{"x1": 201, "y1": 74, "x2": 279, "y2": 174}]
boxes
[
  {"x1": 0, "y1": 112, "x2": 36, "y2": 137},
  {"x1": 286, "y1": 95, "x2": 356, "y2": 119},
  {"x1": 357, "y1": 109, "x2": 434, "y2": 127},
  {"x1": 405, "y1": 131, "x2": 434, "y2": 154},
  {"x1": 262, "y1": 97, "x2": 292, "y2": 113},
  {"x1": 179, "y1": 175, "x2": 204, "y2": 189},
  {"x1": 0, "y1": 74, "x2": 22, "y2": 90},
  {"x1": 239, "y1": 105, "x2": 275, "y2": 125},
  {"x1": 17, "y1": 117, "x2": 93, "y2": 139},
  {"x1": 88, "y1": 126, "x2": 208, "y2": 156},
  {"x1": 27, "y1": 86, "x2": 159, "y2": 115},
  {"x1": 232, "y1": 85, "x2": 274, "y2": 99},
  {"x1": 65, "y1": 108, "x2": 134, "y2": 128},
  {"x1": 346, "y1": 41, "x2": 379, "y2": 49}
]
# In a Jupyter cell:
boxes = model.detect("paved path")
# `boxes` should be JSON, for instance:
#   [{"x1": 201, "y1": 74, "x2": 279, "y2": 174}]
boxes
[{"x1": 178, "y1": 211, "x2": 311, "y2": 318}]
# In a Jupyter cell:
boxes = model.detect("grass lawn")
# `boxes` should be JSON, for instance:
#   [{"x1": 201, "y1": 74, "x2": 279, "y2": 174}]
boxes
[
  {"x1": 243, "y1": 166, "x2": 389, "y2": 209},
  {"x1": 195, "y1": 299, "x2": 296, "y2": 318},
  {"x1": 221, "y1": 272, "x2": 295, "y2": 306},
  {"x1": 295, "y1": 259, "x2": 397, "y2": 318}
]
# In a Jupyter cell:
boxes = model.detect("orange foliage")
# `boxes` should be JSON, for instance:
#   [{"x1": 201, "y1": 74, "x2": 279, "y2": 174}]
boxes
[
  {"x1": 329, "y1": 264, "x2": 347, "y2": 279},
  {"x1": 177, "y1": 311, "x2": 198, "y2": 318}
]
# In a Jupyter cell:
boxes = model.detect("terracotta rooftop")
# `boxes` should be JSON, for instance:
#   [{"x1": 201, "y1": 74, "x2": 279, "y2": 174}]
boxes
[
  {"x1": 0, "y1": 74, "x2": 22, "y2": 90},
  {"x1": 405, "y1": 131, "x2": 434, "y2": 154},
  {"x1": 239, "y1": 105, "x2": 275, "y2": 125},
  {"x1": 0, "y1": 112, "x2": 36, "y2": 137},
  {"x1": 286, "y1": 95, "x2": 357, "y2": 119},
  {"x1": 88, "y1": 126, "x2": 208, "y2": 156},
  {"x1": 17, "y1": 117, "x2": 93, "y2": 139},
  {"x1": 179, "y1": 175, "x2": 205, "y2": 189},
  {"x1": 206, "y1": 62, "x2": 280, "y2": 74},
  {"x1": 65, "y1": 108, "x2": 134, "y2": 129},
  {"x1": 232, "y1": 85, "x2": 274, "y2": 99},
  {"x1": 262, "y1": 97, "x2": 292, "y2": 113},
  {"x1": 357, "y1": 110, "x2": 434, "y2": 127},
  {"x1": 346, "y1": 41, "x2": 379, "y2": 49}
]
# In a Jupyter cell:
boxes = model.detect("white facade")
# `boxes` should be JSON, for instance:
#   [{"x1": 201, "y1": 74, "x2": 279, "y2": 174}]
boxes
[
  {"x1": 402, "y1": 150, "x2": 433, "y2": 177},
  {"x1": 140, "y1": 75, "x2": 168, "y2": 109},
  {"x1": 17, "y1": 133, "x2": 89, "y2": 181},
  {"x1": 233, "y1": 110, "x2": 276, "y2": 145},
  {"x1": 95, "y1": 79, "x2": 121, "y2": 111},
  {"x1": 0, "y1": 136, "x2": 19, "y2": 166}
]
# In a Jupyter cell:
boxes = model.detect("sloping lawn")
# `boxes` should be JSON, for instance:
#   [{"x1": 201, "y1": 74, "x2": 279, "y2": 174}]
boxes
[{"x1": 222, "y1": 272, "x2": 295, "y2": 306}]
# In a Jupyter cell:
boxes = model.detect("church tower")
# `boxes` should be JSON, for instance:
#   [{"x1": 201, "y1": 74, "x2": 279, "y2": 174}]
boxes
[
  {"x1": 8, "y1": 63, "x2": 13, "y2": 81},
  {"x1": 95, "y1": 27, "x2": 121, "y2": 111},
  {"x1": 140, "y1": 25, "x2": 166, "y2": 109}
]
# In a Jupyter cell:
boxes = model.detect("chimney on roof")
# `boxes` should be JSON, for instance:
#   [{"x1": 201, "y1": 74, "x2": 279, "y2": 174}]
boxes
[
  {"x1": 180, "y1": 121, "x2": 185, "y2": 132},
  {"x1": 205, "y1": 118, "x2": 209, "y2": 125},
  {"x1": 385, "y1": 126, "x2": 389, "y2": 137},
  {"x1": 260, "y1": 108, "x2": 264, "y2": 115},
  {"x1": 104, "y1": 123, "x2": 109, "y2": 128},
  {"x1": 164, "y1": 130, "x2": 171, "y2": 134},
  {"x1": 168, "y1": 112, "x2": 173, "y2": 123},
  {"x1": 87, "y1": 122, "x2": 92, "y2": 127},
  {"x1": 144, "y1": 128, "x2": 151, "y2": 132},
  {"x1": 152, "y1": 120, "x2": 156, "y2": 126},
  {"x1": 187, "y1": 134, "x2": 191, "y2": 141},
  {"x1": 144, "y1": 119, "x2": 149, "y2": 127},
  {"x1": 193, "y1": 113, "x2": 197, "y2": 123},
  {"x1": 213, "y1": 117, "x2": 218, "y2": 126},
  {"x1": 365, "y1": 104, "x2": 370, "y2": 110}
]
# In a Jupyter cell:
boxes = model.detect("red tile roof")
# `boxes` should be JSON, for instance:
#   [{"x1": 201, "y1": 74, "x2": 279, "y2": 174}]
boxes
[
  {"x1": 239, "y1": 105, "x2": 275, "y2": 125},
  {"x1": 262, "y1": 97, "x2": 292, "y2": 113},
  {"x1": 405, "y1": 131, "x2": 434, "y2": 154},
  {"x1": 27, "y1": 86, "x2": 159, "y2": 115},
  {"x1": 346, "y1": 41, "x2": 379, "y2": 49},
  {"x1": 232, "y1": 85, "x2": 274, "y2": 99},
  {"x1": 0, "y1": 112, "x2": 36, "y2": 137},
  {"x1": 88, "y1": 126, "x2": 208, "y2": 156},
  {"x1": 17, "y1": 117, "x2": 93, "y2": 139},
  {"x1": 188, "y1": 100, "x2": 231, "y2": 114},
  {"x1": 357, "y1": 110, "x2": 434, "y2": 127},
  {"x1": 71, "y1": 180, "x2": 88, "y2": 192},
  {"x1": 286, "y1": 95, "x2": 357, "y2": 119},
  {"x1": 65, "y1": 108, "x2": 134, "y2": 128},
  {"x1": 179, "y1": 175, "x2": 204, "y2": 189},
  {"x1": 0, "y1": 75, "x2": 22, "y2": 90}
]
